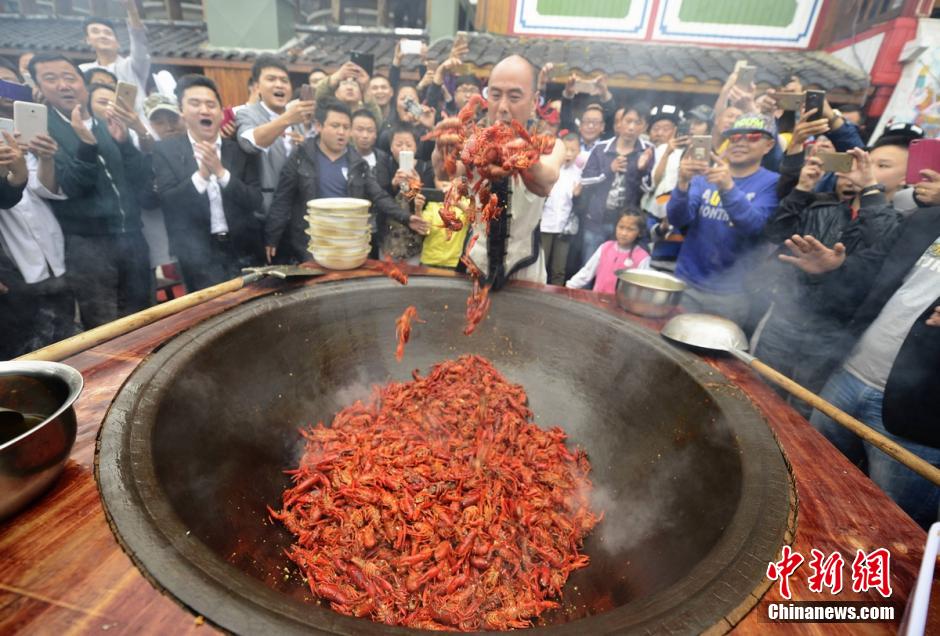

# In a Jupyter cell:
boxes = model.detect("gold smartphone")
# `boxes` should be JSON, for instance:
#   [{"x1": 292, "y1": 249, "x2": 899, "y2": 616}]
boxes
[
  {"x1": 115, "y1": 81, "x2": 138, "y2": 110},
  {"x1": 774, "y1": 92, "x2": 804, "y2": 112},
  {"x1": 818, "y1": 152, "x2": 854, "y2": 173},
  {"x1": 689, "y1": 135, "x2": 712, "y2": 162}
]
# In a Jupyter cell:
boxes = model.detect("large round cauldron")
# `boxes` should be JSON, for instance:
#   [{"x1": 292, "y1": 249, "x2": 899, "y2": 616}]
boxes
[{"x1": 97, "y1": 277, "x2": 791, "y2": 634}]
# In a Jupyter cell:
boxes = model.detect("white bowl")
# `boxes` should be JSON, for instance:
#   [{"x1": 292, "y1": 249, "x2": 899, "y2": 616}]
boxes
[
  {"x1": 306, "y1": 215, "x2": 371, "y2": 232},
  {"x1": 310, "y1": 246, "x2": 370, "y2": 270},
  {"x1": 306, "y1": 197, "x2": 371, "y2": 218}
]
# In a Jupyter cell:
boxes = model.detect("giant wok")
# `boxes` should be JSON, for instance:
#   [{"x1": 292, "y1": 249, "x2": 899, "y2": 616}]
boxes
[{"x1": 96, "y1": 276, "x2": 790, "y2": 634}]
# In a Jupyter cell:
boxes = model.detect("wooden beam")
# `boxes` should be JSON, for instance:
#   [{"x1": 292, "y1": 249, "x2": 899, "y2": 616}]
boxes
[
  {"x1": 164, "y1": 0, "x2": 183, "y2": 21},
  {"x1": 376, "y1": 0, "x2": 387, "y2": 27},
  {"x1": 331, "y1": 0, "x2": 341, "y2": 24}
]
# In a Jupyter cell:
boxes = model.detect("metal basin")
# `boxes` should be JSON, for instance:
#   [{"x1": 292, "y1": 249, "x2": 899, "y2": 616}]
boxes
[
  {"x1": 1, "y1": 361, "x2": 83, "y2": 520},
  {"x1": 96, "y1": 278, "x2": 790, "y2": 635},
  {"x1": 615, "y1": 269, "x2": 686, "y2": 318}
]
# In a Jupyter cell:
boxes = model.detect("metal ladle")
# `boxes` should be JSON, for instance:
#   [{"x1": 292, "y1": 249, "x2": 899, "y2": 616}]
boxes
[{"x1": 662, "y1": 313, "x2": 940, "y2": 488}]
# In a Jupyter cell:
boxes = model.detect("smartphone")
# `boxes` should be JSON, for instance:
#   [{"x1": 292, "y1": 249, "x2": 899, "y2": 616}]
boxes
[
  {"x1": 402, "y1": 97, "x2": 424, "y2": 120},
  {"x1": 13, "y1": 101, "x2": 47, "y2": 145},
  {"x1": 453, "y1": 63, "x2": 473, "y2": 76},
  {"x1": 689, "y1": 135, "x2": 712, "y2": 162},
  {"x1": 818, "y1": 152, "x2": 854, "y2": 174},
  {"x1": 676, "y1": 119, "x2": 692, "y2": 137},
  {"x1": 906, "y1": 138, "x2": 940, "y2": 185},
  {"x1": 573, "y1": 79, "x2": 600, "y2": 96},
  {"x1": 221, "y1": 106, "x2": 235, "y2": 130},
  {"x1": 0, "y1": 79, "x2": 33, "y2": 102},
  {"x1": 115, "y1": 81, "x2": 138, "y2": 110},
  {"x1": 398, "y1": 150, "x2": 415, "y2": 173},
  {"x1": 400, "y1": 39, "x2": 423, "y2": 56},
  {"x1": 299, "y1": 83, "x2": 313, "y2": 102},
  {"x1": 804, "y1": 90, "x2": 826, "y2": 120},
  {"x1": 736, "y1": 65, "x2": 757, "y2": 88},
  {"x1": 774, "y1": 92, "x2": 804, "y2": 112},
  {"x1": 349, "y1": 51, "x2": 374, "y2": 77}
]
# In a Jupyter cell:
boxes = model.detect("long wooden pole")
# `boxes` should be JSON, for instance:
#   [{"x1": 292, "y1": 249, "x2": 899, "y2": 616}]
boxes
[
  {"x1": 17, "y1": 274, "x2": 260, "y2": 363},
  {"x1": 747, "y1": 356, "x2": 940, "y2": 488}
]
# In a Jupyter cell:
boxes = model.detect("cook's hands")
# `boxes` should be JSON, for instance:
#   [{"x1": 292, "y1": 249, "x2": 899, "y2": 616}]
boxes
[
  {"x1": 836, "y1": 147, "x2": 877, "y2": 189},
  {"x1": 408, "y1": 214, "x2": 430, "y2": 235},
  {"x1": 70, "y1": 105, "x2": 97, "y2": 145},
  {"x1": 27, "y1": 133, "x2": 58, "y2": 160},
  {"x1": 0, "y1": 132, "x2": 27, "y2": 186},
  {"x1": 677, "y1": 155, "x2": 709, "y2": 190},
  {"x1": 194, "y1": 140, "x2": 224, "y2": 179},
  {"x1": 914, "y1": 169, "x2": 940, "y2": 206},
  {"x1": 796, "y1": 156, "x2": 824, "y2": 192},
  {"x1": 779, "y1": 235, "x2": 846, "y2": 274},
  {"x1": 706, "y1": 153, "x2": 734, "y2": 192},
  {"x1": 788, "y1": 108, "x2": 829, "y2": 154},
  {"x1": 926, "y1": 306, "x2": 940, "y2": 327}
]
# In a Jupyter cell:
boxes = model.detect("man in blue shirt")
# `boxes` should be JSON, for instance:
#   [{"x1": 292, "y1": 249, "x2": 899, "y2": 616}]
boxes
[
  {"x1": 667, "y1": 113, "x2": 780, "y2": 326},
  {"x1": 265, "y1": 98, "x2": 410, "y2": 263}
]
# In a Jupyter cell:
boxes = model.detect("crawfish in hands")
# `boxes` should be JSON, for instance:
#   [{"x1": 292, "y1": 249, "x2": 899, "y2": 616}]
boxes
[{"x1": 395, "y1": 305, "x2": 424, "y2": 361}]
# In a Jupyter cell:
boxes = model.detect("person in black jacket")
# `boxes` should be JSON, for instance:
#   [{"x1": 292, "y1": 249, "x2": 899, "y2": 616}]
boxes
[
  {"x1": 31, "y1": 53, "x2": 151, "y2": 328},
  {"x1": 781, "y1": 204, "x2": 940, "y2": 528},
  {"x1": 756, "y1": 144, "x2": 902, "y2": 417},
  {"x1": 152, "y1": 75, "x2": 263, "y2": 292},
  {"x1": 265, "y1": 98, "x2": 412, "y2": 264}
]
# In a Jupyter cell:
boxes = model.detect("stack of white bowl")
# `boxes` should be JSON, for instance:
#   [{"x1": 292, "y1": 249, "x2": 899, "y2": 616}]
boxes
[{"x1": 305, "y1": 198, "x2": 372, "y2": 270}]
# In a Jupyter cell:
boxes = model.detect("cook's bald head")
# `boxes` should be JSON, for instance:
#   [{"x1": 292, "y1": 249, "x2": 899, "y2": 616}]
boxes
[{"x1": 490, "y1": 54, "x2": 539, "y2": 94}]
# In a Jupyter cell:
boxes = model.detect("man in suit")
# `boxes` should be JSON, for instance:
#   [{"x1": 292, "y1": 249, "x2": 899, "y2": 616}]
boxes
[
  {"x1": 152, "y1": 74, "x2": 263, "y2": 291},
  {"x1": 235, "y1": 55, "x2": 315, "y2": 223}
]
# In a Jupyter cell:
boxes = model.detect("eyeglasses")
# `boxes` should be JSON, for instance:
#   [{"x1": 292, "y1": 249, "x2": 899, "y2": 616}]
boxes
[{"x1": 727, "y1": 132, "x2": 769, "y2": 144}]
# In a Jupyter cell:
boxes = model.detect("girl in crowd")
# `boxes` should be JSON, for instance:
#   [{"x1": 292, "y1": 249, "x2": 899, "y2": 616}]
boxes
[{"x1": 566, "y1": 209, "x2": 650, "y2": 293}]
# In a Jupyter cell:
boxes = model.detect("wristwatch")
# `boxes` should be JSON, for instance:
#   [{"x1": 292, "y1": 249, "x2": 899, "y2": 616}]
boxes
[{"x1": 860, "y1": 184, "x2": 885, "y2": 196}]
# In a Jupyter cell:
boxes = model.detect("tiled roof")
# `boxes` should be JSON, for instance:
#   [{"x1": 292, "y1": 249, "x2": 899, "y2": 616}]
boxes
[
  {"x1": 427, "y1": 33, "x2": 870, "y2": 95},
  {"x1": 0, "y1": 16, "x2": 868, "y2": 95},
  {"x1": 0, "y1": 16, "x2": 426, "y2": 71}
]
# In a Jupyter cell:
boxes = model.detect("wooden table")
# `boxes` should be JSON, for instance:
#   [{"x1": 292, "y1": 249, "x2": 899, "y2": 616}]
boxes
[{"x1": 0, "y1": 268, "x2": 936, "y2": 634}]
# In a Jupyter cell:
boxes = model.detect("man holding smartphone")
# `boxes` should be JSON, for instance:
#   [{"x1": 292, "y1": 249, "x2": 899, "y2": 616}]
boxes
[
  {"x1": 29, "y1": 52, "x2": 152, "y2": 329},
  {"x1": 667, "y1": 112, "x2": 780, "y2": 327},
  {"x1": 235, "y1": 55, "x2": 315, "y2": 221},
  {"x1": 78, "y1": 0, "x2": 150, "y2": 117}
]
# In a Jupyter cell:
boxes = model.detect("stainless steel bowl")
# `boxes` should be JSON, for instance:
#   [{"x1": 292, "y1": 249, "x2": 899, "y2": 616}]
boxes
[
  {"x1": 614, "y1": 269, "x2": 686, "y2": 317},
  {"x1": 0, "y1": 361, "x2": 83, "y2": 520}
]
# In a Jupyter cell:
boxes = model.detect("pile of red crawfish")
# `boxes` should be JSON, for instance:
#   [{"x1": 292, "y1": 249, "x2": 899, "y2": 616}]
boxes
[{"x1": 269, "y1": 355, "x2": 601, "y2": 631}]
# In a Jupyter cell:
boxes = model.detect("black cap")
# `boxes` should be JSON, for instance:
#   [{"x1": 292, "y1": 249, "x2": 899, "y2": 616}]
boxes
[
  {"x1": 455, "y1": 74, "x2": 481, "y2": 89},
  {"x1": 649, "y1": 104, "x2": 682, "y2": 126}
]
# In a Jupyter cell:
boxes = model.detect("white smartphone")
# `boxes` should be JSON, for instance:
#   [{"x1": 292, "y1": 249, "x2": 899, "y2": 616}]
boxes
[
  {"x1": 13, "y1": 101, "x2": 47, "y2": 145},
  {"x1": 400, "y1": 39, "x2": 423, "y2": 56},
  {"x1": 399, "y1": 150, "x2": 415, "y2": 173}
]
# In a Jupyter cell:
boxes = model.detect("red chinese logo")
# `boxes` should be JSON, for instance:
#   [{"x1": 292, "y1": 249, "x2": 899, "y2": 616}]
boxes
[
  {"x1": 851, "y1": 548, "x2": 893, "y2": 598},
  {"x1": 767, "y1": 545, "x2": 805, "y2": 600},
  {"x1": 807, "y1": 548, "x2": 845, "y2": 594}
]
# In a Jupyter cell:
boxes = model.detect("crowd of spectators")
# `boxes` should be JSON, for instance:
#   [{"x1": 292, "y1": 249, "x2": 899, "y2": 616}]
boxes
[{"x1": 0, "y1": 6, "x2": 939, "y2": 527}]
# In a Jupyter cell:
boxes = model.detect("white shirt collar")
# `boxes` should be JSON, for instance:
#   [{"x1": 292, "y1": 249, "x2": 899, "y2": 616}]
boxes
[{"x1": 187, "y1": 131, "x2": 222, "y2": 150}]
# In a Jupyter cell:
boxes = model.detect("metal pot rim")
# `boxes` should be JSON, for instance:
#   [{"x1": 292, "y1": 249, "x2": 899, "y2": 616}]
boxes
[
  {"x1": 0, "y1": 361, "x2": 84, "y2": 451},
  {"x1": 614, "y1": 269, "x2": 687, "y2": 293}
]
